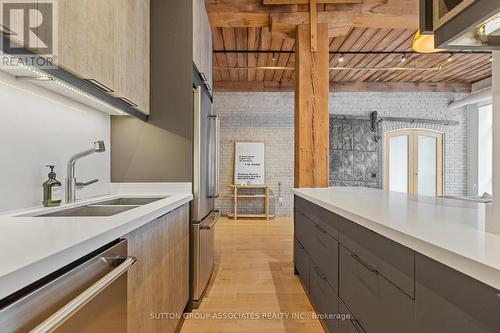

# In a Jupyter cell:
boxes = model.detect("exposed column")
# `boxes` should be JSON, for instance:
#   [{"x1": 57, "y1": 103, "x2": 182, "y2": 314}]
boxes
[{"x1": 294, "y1": 23, "x2": 329, "y2": 188}]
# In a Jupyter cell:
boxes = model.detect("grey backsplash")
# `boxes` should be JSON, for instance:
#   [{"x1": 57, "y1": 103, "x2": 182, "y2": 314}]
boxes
[{"x1": 329, "y1": 117, "x2": 382, "y2": 188}]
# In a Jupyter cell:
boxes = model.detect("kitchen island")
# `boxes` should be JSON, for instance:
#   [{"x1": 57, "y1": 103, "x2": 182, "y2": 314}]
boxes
[{"x1": 293, "y1": 187, "x2": 500, "y2": 333}]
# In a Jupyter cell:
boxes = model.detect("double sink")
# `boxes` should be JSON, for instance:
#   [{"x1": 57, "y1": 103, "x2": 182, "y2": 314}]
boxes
[{"x1": 32, "y1": 197, "x2": 168, "y2": 217}]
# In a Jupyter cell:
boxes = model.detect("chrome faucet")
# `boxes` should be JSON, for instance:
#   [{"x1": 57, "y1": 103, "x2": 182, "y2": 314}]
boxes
[{"x1": 66, "y1": 141, "x2": 106, "y2": 203}]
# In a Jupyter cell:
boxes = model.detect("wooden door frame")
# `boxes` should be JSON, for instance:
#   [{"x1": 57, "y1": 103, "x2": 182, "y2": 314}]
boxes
[{"x1": 384, "y1": 129, "x2": 444, "y2": 196}]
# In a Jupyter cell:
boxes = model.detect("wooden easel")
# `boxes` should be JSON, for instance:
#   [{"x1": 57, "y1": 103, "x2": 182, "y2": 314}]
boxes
[{"x1": 228, "y1": 184, "x2": 275, "y2": 220}]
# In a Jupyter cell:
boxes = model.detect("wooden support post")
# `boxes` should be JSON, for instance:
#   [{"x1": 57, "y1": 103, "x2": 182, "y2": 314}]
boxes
[
  {"x1": 295, "y1": 23, "x2": 329, "y2": 188},
  {"x1": 310, "y1": 0, "x2": 317, "y2": 52}
]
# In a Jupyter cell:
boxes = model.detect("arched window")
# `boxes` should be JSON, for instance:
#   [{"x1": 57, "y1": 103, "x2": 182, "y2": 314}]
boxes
[{"x1": 383, "y1": 129, "x2": 443, "y2": 196}]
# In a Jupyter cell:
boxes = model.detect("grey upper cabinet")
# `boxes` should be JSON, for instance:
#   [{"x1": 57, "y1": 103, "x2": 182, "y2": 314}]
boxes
[
  {"x1": 113, "y1": 0, "x2": 150, "y2": 114},
  {"x1": 193, "y1": 0, "x2": 213, "y2": 92},
  {"x1": 55, "y1": 0, "x2": 150, "y2": 115},
  {"x1": 56, "y1": 0, "x2": 116, "y2": 92}
]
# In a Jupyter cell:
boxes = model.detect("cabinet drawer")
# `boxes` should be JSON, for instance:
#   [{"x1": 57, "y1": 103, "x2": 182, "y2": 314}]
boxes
[
  {"x1": 309, "y1": 224, "x2": 339, "y2": 293},
  {"x1": 415, "y1": 254, "x2": 500, "y2": 333},
  {"x1": 295, "y1": 196, "x2": 339, "y2": 239},
  {"x1": 339, "y1": 218, "x2": 414, "y2": 297},
  {"x1": 294, "y1": 239, "x2": 310, "y2": 292},
  {"x1": 339, "y1": 245, "x2": 415, "y2": 333},
  {"x1": 339, "y1": 299, "x2": 365, "y2": 333},
  {"x1": 294, "y1": 210, "x2": 315, "y2": 252},
  {"x1": 310, "y1": 264, "x2": 339, "y2": 333}
]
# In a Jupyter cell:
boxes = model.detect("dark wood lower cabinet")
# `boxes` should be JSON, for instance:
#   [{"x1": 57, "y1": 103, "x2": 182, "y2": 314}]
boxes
[{"x1": 294, "y1": 195, "x2": 500, "y2": 333}]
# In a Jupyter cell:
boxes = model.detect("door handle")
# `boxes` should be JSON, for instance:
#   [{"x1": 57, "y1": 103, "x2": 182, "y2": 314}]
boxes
[
  {"x1": 351, "y1": 253, "x2": 378, "y2": 274},
  {"x1": 313, "y1": 224, "x2": 327, "y2": 234},
  {"x1": 208, "y1": 114, "x2": 220, "y2": 198},
  {"x1": 313, "y1": 265, "x2": 327, "y2": 280},
  {"x1": 118, "y1": 97, "x2": 138, "y2": 107},
  {"x1": 29, "y1": 256, "x2": 136, "y2": 333},
  {"x1": 200, "y1": 210, "x2": 221, "y2": 230},
  {"x1": 85, "y1": 79, "x2": 114, "y2": 93}
]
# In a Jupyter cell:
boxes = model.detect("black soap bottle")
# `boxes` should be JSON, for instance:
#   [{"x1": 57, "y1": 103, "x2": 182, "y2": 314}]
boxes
[{"x1": 43, "y1": 165, "x2": 62, "y2": 207}]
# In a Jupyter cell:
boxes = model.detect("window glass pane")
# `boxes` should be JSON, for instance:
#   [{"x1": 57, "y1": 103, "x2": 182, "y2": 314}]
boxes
[
  {"x1": 478, "y1": 104, "x2": 492, "y2": 195},
  {"x1": 389, "y1": 136, "x2": 408, "y2": 193},
  {"x1": 418, "y1": 136, "x2": 437, "y2": 196}
]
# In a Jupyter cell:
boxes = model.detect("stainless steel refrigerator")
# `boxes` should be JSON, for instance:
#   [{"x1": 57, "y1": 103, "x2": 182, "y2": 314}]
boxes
[{"x1": 191, "y1": 86, "x2": 220, "y2": 308}]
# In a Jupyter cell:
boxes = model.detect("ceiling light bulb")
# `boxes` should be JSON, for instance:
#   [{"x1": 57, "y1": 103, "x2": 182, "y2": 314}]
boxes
[
  {"x1": 338, "y1": 54, "x2": 344, "y2": 63},
  {"x1": 447, "y1": 54, "x2": 453, "y2": 62},
  {"x1": 272, "y1": 52, "x2": 276, "y2": 61},
  {"x1": 412, "y1": 30, "x2": 445, "y2": 53},
  {"x1": 401, "y1": 54, "x2": 407, "y2": 62}
]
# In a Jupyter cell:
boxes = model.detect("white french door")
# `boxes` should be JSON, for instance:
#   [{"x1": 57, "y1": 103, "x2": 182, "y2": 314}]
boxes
[{"x1": 384, "y1": 129, "x2": 443, "y2": 196}]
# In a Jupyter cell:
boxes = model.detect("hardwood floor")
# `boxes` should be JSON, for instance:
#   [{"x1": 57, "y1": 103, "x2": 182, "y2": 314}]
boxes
[{"x1": 180, "y1": 217, "x2": 324, "y2": 333}]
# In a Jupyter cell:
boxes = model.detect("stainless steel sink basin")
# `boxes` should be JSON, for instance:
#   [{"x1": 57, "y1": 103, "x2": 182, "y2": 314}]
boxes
[
  {"x1": 93, "y1": 197, "x2": 168, "y2": 206},
  {"x1": 34, "y1": 205, "x2": 140, "y2": 217}
]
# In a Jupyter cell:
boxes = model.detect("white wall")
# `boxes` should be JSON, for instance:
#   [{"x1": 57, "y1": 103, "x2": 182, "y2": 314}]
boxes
[
  {"x1": 330, "y1": 92, "x2": 469, "y2": 195},
  {"x1": 214, "y1": 91, "x2": 469, "y2": 217},
  {"x1": 0, "y1": 71, "x2": 110, "y2": 212},
  {"x1": 214, "y1": 92, "x2": 294, "y2": 217}
]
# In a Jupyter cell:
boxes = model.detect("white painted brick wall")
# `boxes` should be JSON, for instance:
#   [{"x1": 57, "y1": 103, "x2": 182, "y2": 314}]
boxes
[
  {"x1": 330, "y1": 92, "x2": 469, "y2": 196},
  {"x1": 214, "y1": 91, "x2": 469, "y2": 217}
]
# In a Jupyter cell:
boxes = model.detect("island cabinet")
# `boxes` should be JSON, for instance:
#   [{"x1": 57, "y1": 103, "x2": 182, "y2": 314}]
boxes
[
  {"x1": 294, "y1": 195, "x2": 500, "y2": 333},
  {"x1": 415, "y1": 254, "x2": 500, "y2": 333},
  {"x1": 126, "y1": 203, "x2": 190, "y2": 333}
]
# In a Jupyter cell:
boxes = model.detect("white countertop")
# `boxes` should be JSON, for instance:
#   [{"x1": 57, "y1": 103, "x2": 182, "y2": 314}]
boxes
[
  {"x1": 0, "y1": 183, "x2": 192, "y2": 300},
  {"x1": 293, "y1": 187, "x2": 500, "y2": 291}
]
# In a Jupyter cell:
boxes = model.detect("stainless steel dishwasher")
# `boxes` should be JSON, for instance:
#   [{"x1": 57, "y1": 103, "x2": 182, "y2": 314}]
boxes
[{"x1": 0, "y1": 239, "x2": 135, "y2": 333}]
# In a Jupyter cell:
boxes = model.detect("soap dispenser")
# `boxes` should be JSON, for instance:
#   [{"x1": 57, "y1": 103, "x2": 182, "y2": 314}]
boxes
[{"x1": 43, "y1": 165, "x2": 62, "y2": 207}]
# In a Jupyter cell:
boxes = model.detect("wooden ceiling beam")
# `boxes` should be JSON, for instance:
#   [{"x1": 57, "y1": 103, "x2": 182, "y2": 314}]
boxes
[
  {"x1": 263, "y1": 0, "x2": 361, "y2": 4},
  {"x1": 213, "y1": 80, "x2": 471, "y2": 93},
  {"x1": 207, "y1": 0, "x2": 418, "y2": 33}
]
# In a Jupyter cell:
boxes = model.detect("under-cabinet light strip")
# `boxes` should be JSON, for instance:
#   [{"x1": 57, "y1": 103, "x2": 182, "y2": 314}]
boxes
[{"x1": 0, "y1": 53, "x2": 127, "y2": 116}]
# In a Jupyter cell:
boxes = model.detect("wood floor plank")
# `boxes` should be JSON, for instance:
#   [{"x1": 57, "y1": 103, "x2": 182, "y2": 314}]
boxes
[{"x1": 180, "y1": 217, "x2": 324, "y2": 333}]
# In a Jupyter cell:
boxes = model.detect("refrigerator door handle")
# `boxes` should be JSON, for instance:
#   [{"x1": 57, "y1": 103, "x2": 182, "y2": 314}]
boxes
[
  {"x1": 200, "y1": 210, "x2": 221, "y2": 230},
  {"x1": 208, "y1": 114, "x2": 220, "y2": 199}
]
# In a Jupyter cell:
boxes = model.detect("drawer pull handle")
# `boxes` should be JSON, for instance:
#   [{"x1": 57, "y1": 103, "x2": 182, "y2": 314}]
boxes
[
  {"x1": 313, "y1": 266, "x2": 327, "y2": 280},
  {"x1": 313, "y1": 224, "x2": 327, "y2": 234},
  {"x1": 351, "y1": 253, "x2": 378, "y2": 274}
]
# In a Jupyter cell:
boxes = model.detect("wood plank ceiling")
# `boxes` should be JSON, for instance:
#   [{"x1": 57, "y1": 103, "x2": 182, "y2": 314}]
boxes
[{"x1": 206, "y1": 1, "x2": 492, "y2": 92}]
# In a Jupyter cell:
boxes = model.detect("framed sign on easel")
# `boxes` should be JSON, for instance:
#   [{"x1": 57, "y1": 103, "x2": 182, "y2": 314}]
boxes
[
  {"x1": 229, "y1": 142, "x2": 274, "y2": 220},
  {"x1": 234, "y1": 142, "x2": 265, "y2": 185}
]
